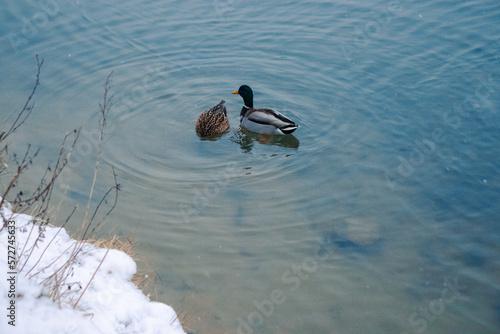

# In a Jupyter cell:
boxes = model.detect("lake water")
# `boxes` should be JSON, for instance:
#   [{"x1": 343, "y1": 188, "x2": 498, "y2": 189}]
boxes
[{"x1": 1, "y1": 0, "x2": 500, "y2": 333}]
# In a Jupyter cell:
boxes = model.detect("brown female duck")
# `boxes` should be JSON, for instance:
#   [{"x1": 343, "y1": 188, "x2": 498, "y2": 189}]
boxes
[{"x1": 195, "y1": 100, "x2": 230, "y2": 137}]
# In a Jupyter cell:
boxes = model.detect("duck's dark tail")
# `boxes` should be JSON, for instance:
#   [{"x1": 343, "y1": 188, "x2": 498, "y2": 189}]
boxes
[{"x1": 280, "y1": 124, "x2": 298, "y2": 134}]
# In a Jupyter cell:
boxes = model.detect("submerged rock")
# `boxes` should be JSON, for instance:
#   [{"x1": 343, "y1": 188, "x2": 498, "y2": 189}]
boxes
[{"x1": 323, "y1": 217, "x2": 382, "y2": 254}]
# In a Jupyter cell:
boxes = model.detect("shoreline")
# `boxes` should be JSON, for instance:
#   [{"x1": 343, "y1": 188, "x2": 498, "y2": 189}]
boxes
[{"x1": 0, "y1": 200, "x2": 186, "y2": 334}]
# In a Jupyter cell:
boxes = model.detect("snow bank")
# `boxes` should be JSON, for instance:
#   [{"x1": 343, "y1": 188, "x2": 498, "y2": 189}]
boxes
[{"x1": 0, "y1": 201, "x2": 185, "y2": 334}]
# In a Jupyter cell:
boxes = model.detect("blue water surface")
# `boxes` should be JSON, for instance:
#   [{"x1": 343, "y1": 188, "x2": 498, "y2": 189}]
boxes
[{"x1": 1, "y1": 0, "x2": 499, "y2": 333}]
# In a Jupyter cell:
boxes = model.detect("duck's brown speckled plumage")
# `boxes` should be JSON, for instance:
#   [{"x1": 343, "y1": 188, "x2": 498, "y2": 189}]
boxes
[{"x1": 195, "y1": 100, "x2": 230, "y2": 137}]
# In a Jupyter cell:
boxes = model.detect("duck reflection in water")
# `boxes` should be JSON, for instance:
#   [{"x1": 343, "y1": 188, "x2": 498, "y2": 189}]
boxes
[{"x1": 231, "y1": 128, "x2": 300, "y2": 153}]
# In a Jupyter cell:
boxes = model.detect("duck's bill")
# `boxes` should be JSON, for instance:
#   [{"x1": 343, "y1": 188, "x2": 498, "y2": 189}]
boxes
[{"x1": 231, "y1": 90, "x2": 239, "y2": 94}]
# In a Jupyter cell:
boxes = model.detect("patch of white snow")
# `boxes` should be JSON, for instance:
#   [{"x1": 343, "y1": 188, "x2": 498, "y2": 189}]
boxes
[{"x1": 0, "y1": 201, "x2": 186, "y2": 334}]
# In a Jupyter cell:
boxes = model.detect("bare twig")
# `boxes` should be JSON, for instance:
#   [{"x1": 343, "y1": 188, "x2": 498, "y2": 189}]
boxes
[
  {"x1": 0, "y1": 145, "x2": 39, "y2": 228},
  {"x1": 73, "y1": 248, "x2": 110, "y2": 309},
  {"x1": 30, "y1": 242, "x2": 77, "y2": 280},
  {"x1": 0, "y1": 55, "x2": 44, "y2": 142},
  {"x1": 88, "y1": 167, "x2": 120, "y2": 236},
  {"x1": 23, "y1": 206, "x2": 77, "y2": 276},
  {"x1": 42, "y1": 72, "x2": 119, "y2": 308},
  {"x1": 79, "y1": 71, "x2": 117, "y2": 239},
  {"x1": 1, "y1": 66, "x2": 126, "y2": 313},
  {"x1": 24, "y1": 131, "x2": 80, "y2": 213}
]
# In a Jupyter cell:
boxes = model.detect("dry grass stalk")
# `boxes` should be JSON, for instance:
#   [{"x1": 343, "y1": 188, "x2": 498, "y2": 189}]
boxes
[
  {"x1": 0, "y1": 57, "x2": 121, "y2": 310},
  {"x1": 85, "y1": 234, "x2": 160, "y2": 297}
]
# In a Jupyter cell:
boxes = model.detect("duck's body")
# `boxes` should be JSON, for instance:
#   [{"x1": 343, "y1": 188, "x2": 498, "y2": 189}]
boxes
[
  {"x1": 195, "y1": 100, "x2": 230, "y2": 137},
  {"x1": 238, "y1": 106, "x2": 298, "y2": 135},
  {"x1": 232, "y1": 85, "x2": 298, "y2": 135}
]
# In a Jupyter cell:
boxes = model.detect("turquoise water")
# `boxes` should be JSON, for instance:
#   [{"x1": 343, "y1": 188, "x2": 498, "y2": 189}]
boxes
[{"x1": 1, "y1": 0, "x2": 500, "y2": 333}]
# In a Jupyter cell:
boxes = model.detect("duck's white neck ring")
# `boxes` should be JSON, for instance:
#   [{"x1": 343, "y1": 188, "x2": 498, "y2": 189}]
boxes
[{"x1": 244, "y1": 105, "x2": 251, "y2": 109}]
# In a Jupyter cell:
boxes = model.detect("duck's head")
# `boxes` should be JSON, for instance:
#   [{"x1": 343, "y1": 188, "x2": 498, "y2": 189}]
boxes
[{"x1": 232, "y1": 85, "x2": 253, "y2": 108}]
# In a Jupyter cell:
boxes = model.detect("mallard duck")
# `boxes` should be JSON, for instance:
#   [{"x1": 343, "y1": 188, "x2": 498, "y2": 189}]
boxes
[
  {"x1": 232, "y1": 85, "x2": 298, "y2": 135},
  {"x1": 195, "y1": 100, "x2": 230, "y2": 137}
]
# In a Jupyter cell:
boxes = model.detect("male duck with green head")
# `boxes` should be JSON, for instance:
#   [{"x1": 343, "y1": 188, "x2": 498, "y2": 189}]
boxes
[{"x1": 232, "y1": 85, "x2": 298, "y2": 135}]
